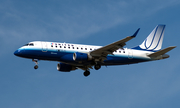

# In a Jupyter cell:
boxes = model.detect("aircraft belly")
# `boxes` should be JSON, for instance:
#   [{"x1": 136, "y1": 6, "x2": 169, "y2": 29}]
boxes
[{"x1": 103, "y1": 55, "x2": 150, "y2": 65}]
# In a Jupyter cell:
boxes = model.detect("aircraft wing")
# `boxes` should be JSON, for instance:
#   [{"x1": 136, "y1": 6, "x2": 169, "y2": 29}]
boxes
[{"x1": 90, "y1": 28, "x2": 140, "y2": 57}]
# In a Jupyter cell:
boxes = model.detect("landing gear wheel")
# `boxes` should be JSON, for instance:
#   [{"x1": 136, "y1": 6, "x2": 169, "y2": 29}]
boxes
[
  {"x1": 34, "y1": 65, "x2": 38, "y2": 69},
  {"x1": 32, "y1": 59, "x2": 39, "y2": 70},
  {"x1": 94, "y1": 64, "x2": 101, "y2": 70},
  {"x1": 83, "y1": 71, "x2": 90, "y2": 77}
]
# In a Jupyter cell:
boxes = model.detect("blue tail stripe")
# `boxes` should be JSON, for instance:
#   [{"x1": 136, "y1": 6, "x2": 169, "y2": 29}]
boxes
[
  {"x1": 145, "y1": 26, "x2": 159, "y2": 49},
  {"x1": 153, "y1": 26, "x2": 165, "y2": 50}
]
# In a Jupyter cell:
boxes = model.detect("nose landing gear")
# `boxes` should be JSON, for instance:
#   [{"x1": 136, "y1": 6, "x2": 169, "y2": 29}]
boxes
[
  {"x1": 34, "y1": 65, "x2": 38, "y2": 69},
  {"x1": 32, "y1": 59, "x2": 39, "y2": 69}
]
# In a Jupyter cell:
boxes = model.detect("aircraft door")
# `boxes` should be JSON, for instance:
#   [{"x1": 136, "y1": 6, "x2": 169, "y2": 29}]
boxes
[
  {"x1": 41, "y1": 42, "x2": 48, "y2": 52},
  {"x1": 128, "y1": 49, "x2": 133, "y2": 59}
]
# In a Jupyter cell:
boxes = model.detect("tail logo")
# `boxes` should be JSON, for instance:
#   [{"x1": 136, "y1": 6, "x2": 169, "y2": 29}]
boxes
[{"x1": 139, "y1": 25, "x2": 165, "y2": 51}]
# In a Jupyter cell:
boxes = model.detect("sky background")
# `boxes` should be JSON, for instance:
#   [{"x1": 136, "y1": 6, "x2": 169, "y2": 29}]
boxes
[{"x1": 0, "y1": 0, "x2": 180, "y2": 108}]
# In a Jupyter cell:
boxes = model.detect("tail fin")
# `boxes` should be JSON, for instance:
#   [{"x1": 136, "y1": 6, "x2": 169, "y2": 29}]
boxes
[{"x1": 133, "y1": 25, "x2": 166, "y2": 51}]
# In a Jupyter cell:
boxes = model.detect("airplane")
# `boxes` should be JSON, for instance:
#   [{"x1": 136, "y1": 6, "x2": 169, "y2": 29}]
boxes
[{"x1": 14, "y1": 24, "x2": 176, "y2": 77}]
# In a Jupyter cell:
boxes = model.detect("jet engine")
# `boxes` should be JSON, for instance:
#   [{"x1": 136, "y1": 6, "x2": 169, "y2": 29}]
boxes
[
  {"x1": 73, "y1": 52, "x2": 92, "y2": 62},
  {"x1": 57, "y1": 63, "x2": 76, "y2": 72}
]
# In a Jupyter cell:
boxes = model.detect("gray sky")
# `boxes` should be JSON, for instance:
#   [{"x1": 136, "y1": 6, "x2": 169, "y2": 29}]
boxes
[{"x1": 1, "y1": 0, "x2": 180, "y2": 108}]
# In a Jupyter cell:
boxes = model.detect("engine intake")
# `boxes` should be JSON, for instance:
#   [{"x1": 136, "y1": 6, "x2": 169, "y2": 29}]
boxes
[
  {"x1": 73, "y1": 52, "x2": 92, "y2": 62},
  {"x1": 57, "y1": 63, "x2": 76, "y2": 72}
]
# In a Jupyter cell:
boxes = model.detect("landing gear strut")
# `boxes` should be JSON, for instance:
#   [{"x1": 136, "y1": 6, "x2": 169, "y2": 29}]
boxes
[
  {"x1": 32, "y1": 59, "x2": 38, "y2": 69},
  {"x1": 94, "y1": 64, "x2": 101, "y2": 70},
  {"x1": 83, "y1": 70, "x2": 90, "y2": 77}
]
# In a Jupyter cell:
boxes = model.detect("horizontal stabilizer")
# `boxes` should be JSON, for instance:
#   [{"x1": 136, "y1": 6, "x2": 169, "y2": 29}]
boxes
[{"x1": 148, "y1": 46, "x2": 176, "y2": 57}]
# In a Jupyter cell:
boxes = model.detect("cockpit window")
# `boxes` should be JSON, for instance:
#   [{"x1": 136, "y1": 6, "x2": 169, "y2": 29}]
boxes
[
  {"x1": 29, "y1": 43, "x2": 34, "y2": 46},
  {"x1": 24, "y1": 44, "x2": 29, "y2": 46},
  {"x1": 23, "y1": 43, "x2": 34, "y2": 46}
]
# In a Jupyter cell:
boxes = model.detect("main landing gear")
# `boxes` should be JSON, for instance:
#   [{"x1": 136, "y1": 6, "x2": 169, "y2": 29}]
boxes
[
  {"x1": 32, "y1": 59, "x2": 38, "y2": 69},
  {"x1": 83, "y1": 63, "x2": 102, "y2": 77},
  {"x1": 94, "y1": 63, "x2": 101, "y2": 70},
  {"x1": 83, "y1": 70, "x2": 90, "y2": 77}
]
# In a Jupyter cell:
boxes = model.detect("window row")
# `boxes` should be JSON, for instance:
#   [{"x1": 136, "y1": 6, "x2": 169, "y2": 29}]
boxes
[
  {"x1": 52, "y1": 43, "x2": 74, "y2": 47},
  {"x1": 52, "y1": 45, "x2": 126, "y2": 53},
  {"x1": 52, "y1": 45, "x2": 94, "y2": 50}
]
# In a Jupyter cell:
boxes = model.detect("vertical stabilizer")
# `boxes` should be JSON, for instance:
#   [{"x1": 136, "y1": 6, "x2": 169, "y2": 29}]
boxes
[{"x1": 135, "y1": 25, "x2": 166, "y2": 51}]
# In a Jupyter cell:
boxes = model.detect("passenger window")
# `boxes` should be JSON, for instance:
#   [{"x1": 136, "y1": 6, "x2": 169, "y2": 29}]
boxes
[
  {"x1": 64, "y1": 46, "x2": 66, "y2": 48},
  {"x1": 55, "y1": 46, "x2": 57, "y2": 48},
  {"x1": 77, "y1": 47, "x2": 79, "y2": 49},
  {"x1": 119, "y1": 51, "x2": 121, "y2": 53},
  {"x1": 81, "y1": 48, "x2": 83, "y2": 50},
  {"x1": 51, "y1": 45, "x2": 53, "y2": 47},
  {"x1": 85, "y1": 48, "x2": 87, "y2": 50},
  {"x1": 90, "y1": 48, "x2": 92, "y2": 50},
  {"x1": 72, "y1": 47, "x2": 74, "y2": 49},
  {"x1": 60, "y1": 46, "x2": 62, "y2": 48},
  {"x1": 123, "y1": 51, "x2": 125, "y2": 53},
  {"x1": 68, "y1": 47, "x2": 70, "y2": 49}
]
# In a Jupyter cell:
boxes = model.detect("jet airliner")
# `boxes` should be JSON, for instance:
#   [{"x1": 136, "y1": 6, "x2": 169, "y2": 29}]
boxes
[{"x1": 14, "y1": 25, "x2": 176, "y2": 76}]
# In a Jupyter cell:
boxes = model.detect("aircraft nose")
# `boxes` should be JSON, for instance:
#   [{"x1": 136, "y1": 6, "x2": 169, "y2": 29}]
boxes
[
  {"x1": 14, "y1": 49, "x2": 23, "y2": 56},
  {"x1": 14, "y1": 50, "x2": 19, "y2": 56}
]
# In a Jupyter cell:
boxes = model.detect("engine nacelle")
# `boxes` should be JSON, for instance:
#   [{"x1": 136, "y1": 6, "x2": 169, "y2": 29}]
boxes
[
  {"x1": 73, "y1": 52, "x2": 92, "y2": 62},
  {"x1": 57, "y1": 63, "x2": 76, "y2": 72}
]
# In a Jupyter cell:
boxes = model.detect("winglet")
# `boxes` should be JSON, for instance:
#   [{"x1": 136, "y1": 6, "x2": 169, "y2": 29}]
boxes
[{"x1": 132, "y1": 28, "x2": 140, "y2": 37}]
